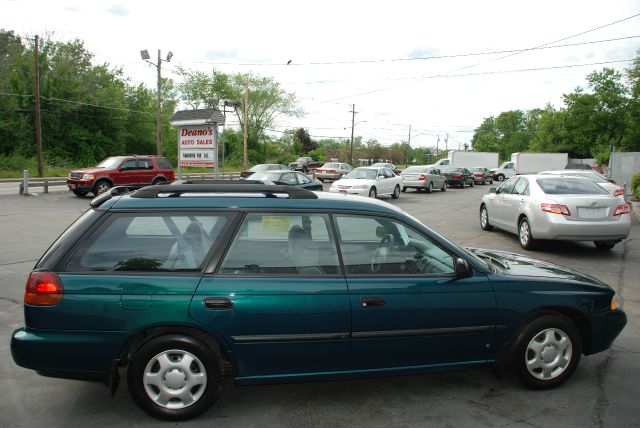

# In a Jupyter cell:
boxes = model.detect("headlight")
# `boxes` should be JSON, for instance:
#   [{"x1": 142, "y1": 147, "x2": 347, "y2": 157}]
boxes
[
  {"x1": 68, "y1": 172, "x2": 72, "y2": 178},
  {"x1": 82, "y1": 173, "x2": 94, "y2": 180},
  {"x1": 611, "y1": 294, "x2": 622, "y2": 311}
]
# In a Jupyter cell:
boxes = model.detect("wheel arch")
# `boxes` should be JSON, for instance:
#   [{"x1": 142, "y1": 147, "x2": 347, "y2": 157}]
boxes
[{"x1": 94, "y1": 177, "x2": 114, "y2": 187}]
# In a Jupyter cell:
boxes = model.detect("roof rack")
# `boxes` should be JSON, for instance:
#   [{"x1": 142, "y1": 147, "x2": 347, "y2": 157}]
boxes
[
  {"x1": 131, "y1": 183, "x2": 319, "y2": 199},
  {"x1": 90, "y1": 185, "x2": 142, "y2": 208}
]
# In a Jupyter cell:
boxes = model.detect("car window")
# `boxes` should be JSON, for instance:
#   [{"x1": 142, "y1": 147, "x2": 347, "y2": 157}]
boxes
[
  {"x1": 335, "y1": 215, "x2": 455, "y2": 275},
  {"x1": 137, "y1": 158, "x2": 153, "y2": 170},
  {"x1": 66, "y1": 213, "x2": 228, "y2": 271},
  {"x1": 536, "y1": 177, "x2": 609, "y2": 195},
  {"x1": 296, "y1": 173, "x2": 311, "y2": 184},
  {"x1": 280, "y1": 173, "x2": 298, "y2": 185},
  {"x1": 383, "y1": 168, "x2": 395, "y2": 178},
  {"x1": 512, "y1": 177, "x2": 529, "y2": 195},
  {"x1": 219, "y1": 213, "x2": 339, "y2": 275},
  {"x1": 498, "y1": 177, "x2": 519, "y2": 194},
  {"x1": 156, "y1": 158, "x2": 173, "y2": 170},
  {"x1": 120, "y1": 159, "x2": 137, "y2": 170}
]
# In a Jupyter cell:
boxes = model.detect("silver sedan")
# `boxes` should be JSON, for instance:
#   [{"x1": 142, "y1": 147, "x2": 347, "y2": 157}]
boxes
[{"x1": 479, "y1": 175, "x2": 631, "y2": 250}]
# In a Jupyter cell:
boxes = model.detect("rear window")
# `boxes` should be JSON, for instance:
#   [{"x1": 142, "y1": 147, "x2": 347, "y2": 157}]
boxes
[
  {"x1": 536, "y1": 178, "x2": 609, "y2": 195},
  {"x1": 322, "y1": 163, "x2": 340, "y2": 168},
  {"x1": 403, "y1": 166, "x2": 428, "y2": 173},
  {"x1": 156, "y1": 158, "x2": 173, "y2": 170}
]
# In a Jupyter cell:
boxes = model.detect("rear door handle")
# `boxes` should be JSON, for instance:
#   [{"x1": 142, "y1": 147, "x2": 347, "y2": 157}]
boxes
[
  {"x1": 360, "y1": 296, "x2": 386, "y2": 308},
  {"x1": 204, "y1": 297, "x2": 234, "y2": 310}
]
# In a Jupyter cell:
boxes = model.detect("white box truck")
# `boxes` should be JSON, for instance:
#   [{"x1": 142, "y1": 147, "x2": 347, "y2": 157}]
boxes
[
  {"x1": 490, "y1": 152, "x2": 569, "y2": 182},
  {"x1": 433, "y1": 151, "x2": 499, "y2": 169}
]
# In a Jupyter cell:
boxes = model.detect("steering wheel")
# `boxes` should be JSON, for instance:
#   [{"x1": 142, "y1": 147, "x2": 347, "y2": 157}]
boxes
[{"x1": 371, "y1": 234, "x2": 395, "y2": 273}]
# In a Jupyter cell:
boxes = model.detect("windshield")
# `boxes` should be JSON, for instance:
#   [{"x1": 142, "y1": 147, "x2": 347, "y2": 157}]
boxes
[
  {"x1": 323, "y1": 163, "x2": 340, "y2": 168},
  {"x1": 372, "y1": 163, "x2": 392, "y2": 168},
  {"x1": 250, "y1": 164, "x2": 275, "y2": 172},
  {"x1": 498, "y1": 162, "x2": 511, "y2": 168},
  {"x1": 250, "y1": 172, "x2": 282, "y2": 181},
  {"x1": 295, "y1": 157, "x2": 307, "y2": 162},
  {"x1": 403, "y1": 166, "x2": 428, "y2": 173},
  {"x1": 346, "y1": 168, "x2": 377, "y2": 180},
  {"x1": 96, "y1": 157, "x2": 124, "y2": 169},
  {"x1": 536, "y1": 177, "x2": 609, "y2": 195},
  {"x1": 442, "y1": 167, "x2": 461, "y2": 173},
  {"x1": 470, "y1": 168, "x2": 484, "y2": 172}
]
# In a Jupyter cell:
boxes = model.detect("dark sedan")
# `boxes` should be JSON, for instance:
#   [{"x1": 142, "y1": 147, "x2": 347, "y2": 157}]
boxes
[
  {"x1": 442, "y1": 167, "x2": 475, "y2": 188},
  {"x1": 240, "y1": 163, "x2": 289, "y2": 179},
  {"x1": 250, "y1": 170, "x2": 323, "y2": 190}
]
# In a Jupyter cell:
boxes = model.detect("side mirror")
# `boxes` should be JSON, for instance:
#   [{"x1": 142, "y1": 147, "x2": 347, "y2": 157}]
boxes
[
  {"x1": 455, "y1": 258, "x2": 472, "y2": 278},
  {"x1": 489, "y1": 187, "x2": 497, "y2": 193},
  {"x1": 377, "y1": 175, "x2": 384, "y2": 180}
]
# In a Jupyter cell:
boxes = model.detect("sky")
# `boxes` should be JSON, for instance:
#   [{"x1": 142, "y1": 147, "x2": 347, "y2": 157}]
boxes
[{"x1": 1, "y1": 0, "x2": 639, "y2": 150}]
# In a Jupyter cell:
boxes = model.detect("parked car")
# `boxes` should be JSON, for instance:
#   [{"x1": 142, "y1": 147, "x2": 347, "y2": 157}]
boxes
[
  {"x1": 329, "y1": 167, "x2": 402, "y2": 198},
  {"x1": 479, "y1": 175, "x2": 631, "y2": 250},
  {"x1": 240, "y1": 163, "x2": 289, "y2": 179},
  {"x1": 313, "y1": 162, "x2": 353, "y2": 181},
  {"x1": 67, "y1": 155, "x2": 175, "y2": 197},
  {"x1": 371, "y1": 162, "x2": 401, "y2": 175},
  {"x1": 400, "y1": 165, "x2": 447, "y2": 193},
  {"x1": 11, "y1": 183, "x2": 627, "y2": 421},
  {"x1": 288, "y1": 157, "x2": 324, "y2": 173},
  {"x1": 469, "y1": 167, "x2": 493, "y2": 185},
  {"x1": 314, "y1": 162, "x2": 353, "y2": 181},
  {"x1": 441, "y1": 167, "x2": 475, "y2": 188},
  {"x1": 539, "y1": 170, "x2": 625, "y2": 201},
  {"x1": 249, "y1": 170, "x2": 323, "y2": 191}
]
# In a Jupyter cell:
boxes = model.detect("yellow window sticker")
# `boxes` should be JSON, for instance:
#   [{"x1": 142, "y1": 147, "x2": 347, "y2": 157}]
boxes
[{"x1": 261, "y1": 216, "x2": 290, "y2": 233}]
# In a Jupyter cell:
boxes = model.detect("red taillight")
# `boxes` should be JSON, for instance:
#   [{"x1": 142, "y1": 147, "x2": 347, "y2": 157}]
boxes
[
  {"x1": 24, "y1": 271, "x2": 63, "y2": 306},
  {"x1": 452, "y1": 175, "x2": 462, "y2": 179},
  {"x1": 541, "y1": 203, "x2": 571, "y2": 216},
  {"x1": 326, "y1": 169, "x2": 336, "y2": 173},
  {"x1": 418, "y1": 174, "x2": 426, "y2": 181},
  {"x1": 613, "y1": 188, "x2": 624, "y2": 197},
  {"x1": 614, "y1": 204, "x2": 630, "y2": 216},
  {"x1": 474, "y1": 173, "x2": 483, "y2": 177}
]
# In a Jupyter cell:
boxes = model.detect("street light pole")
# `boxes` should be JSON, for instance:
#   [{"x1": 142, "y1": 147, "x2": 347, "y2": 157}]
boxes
[
  {"x1": 140, "y1": 49, "x2": 173, "y2": 156},
  {"x1": 349, "y1": 104, "x2": 358, "y2": 165}
]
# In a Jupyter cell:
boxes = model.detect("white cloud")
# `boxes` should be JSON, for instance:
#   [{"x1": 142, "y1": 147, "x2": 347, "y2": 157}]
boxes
[{"x1": 106, "y1": 3, "x2": 128, "y2": 16}]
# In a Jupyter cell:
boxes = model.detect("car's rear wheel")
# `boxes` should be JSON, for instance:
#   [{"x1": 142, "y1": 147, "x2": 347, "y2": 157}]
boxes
[
  {"x1": 369, "y1": 187, "x2": 377, "y2": 198},
  {"x1": 594, "y1": 240, "x2": 616, "y2": 251},
  {"x1": 391, "y1": 185, "x2": 400, "y2": 199},
  {"x1": 72, "y1": 189, "x2": 88, "y2": 197},
  {"x1": 441, "y1": 182, "x2": 447, "y2": 192},
  {"x1": 127, "y1": 334, "x2": 223, "y2": 421},
  {"x1": 511, "y1": 314, "x2": 581, "y2": 390},
  {"x1": 480, "y1": 205, "x2": 493, "y2": 231},
  {"x1": 401, "y1": 187, "x2": 407, "y2": 192},
  {"x1": 469, "y1": 179, "x2": 474, "y2": 187},
  {"x1": 425, "y1": 182, "x2": 433, "y2": 193},
  {"x1": 153, "y1": 177, "x2": 167, "y2": 185},
  {"x1": 518, "y1": 217, "x2": 537, "y2": 250},
  {"x1": 93, "y1": 180, "x2": 112, "y2": 195}
]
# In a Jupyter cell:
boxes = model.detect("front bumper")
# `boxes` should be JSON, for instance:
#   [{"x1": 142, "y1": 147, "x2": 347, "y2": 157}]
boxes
[
  {"x1": 11, "y1": 327, "x2": 129, "y2": 381},
  {"x1": 328, "y1": 187, "x2": 369, "y2": 196},
  {"x1": 66, "y1": 179, "x2": 94, "y2": 192},
  {"x1": 586, "y1": 310, "x2": 627, "y2": 355}
]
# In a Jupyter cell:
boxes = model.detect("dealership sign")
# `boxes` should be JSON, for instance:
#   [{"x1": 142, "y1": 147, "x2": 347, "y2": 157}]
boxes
[{"x1": 178, "y1": 125, "x2": 216, "y2": 167}]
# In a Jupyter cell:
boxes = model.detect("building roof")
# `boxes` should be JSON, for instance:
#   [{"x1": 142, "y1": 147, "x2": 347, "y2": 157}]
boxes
[{"x1": 170, "y1": 108, "x2": 225, "y2": 126}]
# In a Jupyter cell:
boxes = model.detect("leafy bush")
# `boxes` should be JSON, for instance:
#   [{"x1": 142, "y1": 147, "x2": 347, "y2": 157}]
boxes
[{"x1": 631, "y1": 173, "x2": 640, "y2": 193}]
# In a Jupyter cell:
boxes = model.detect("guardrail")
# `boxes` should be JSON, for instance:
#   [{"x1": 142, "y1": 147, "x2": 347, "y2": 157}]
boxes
[{"x1": 19, "y1": 179, "x2": 67, "y2": 195}]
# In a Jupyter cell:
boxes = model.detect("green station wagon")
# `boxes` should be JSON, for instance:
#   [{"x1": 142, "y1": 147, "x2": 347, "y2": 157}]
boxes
[{"x1": 11, "y1": 184, "x2": 626, "y2": 420}]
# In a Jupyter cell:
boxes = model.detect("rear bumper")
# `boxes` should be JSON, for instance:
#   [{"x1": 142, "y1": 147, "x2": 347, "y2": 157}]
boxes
[
  {"x1": 530, "y1": 214, "x2": 632, "y2": 240},
  {"x1": 402, "y1": 179, "x2": 429, "y2": 188},
  {"x1": 11, "y1": 327, "x2": 129, "y2": 381}
]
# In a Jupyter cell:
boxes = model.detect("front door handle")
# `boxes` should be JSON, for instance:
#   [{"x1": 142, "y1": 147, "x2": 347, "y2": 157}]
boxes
[
  {"x1": 360, "y1": 296, "x2": 386, "y2": 308},
  {"x1": 204, "y1": 297, "x2": 234, "y2": 310}
]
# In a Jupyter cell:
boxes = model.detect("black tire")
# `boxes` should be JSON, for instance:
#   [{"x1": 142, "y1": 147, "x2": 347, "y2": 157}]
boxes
[
  {"x1": 317, "y1": 177, "x2": 324, "y2": 183},
  {"x1": 518, "y1": 217, "x2": 537, "y2": 250},
  {"x1": 72, "y1": 189, "x2": 88, "y2": 197},
  {"x1": 391, "y1": 185, "x2": 400, "y2": 199},
  {"x1": 302, "y1": 166, "x2": 308, "y2": 174},
  {"x1": 369, "y1": 187, "x2": 377, "y2": 198},
  {"x1": 401, "y1": 187, "x2": 407, "y2": 193},
  {"x1": 152, "y1": 177, "x2": 167, "y2": 185},
  {"x1": 469, "y1": 179, "x2": 474, "y2": 187},
  {"x1": 496, "y1": 174, "x2": 505, "y2": 182},
  {"x1": 594, "y1": 240, "x2": 616, "y2": 251},
  {"x1": 482, "y1": 179, "x2": 486, "y2": 185},
  {"x1": 441, "y1": 182, "x2": 447, "y2": 192},
  {"x1": 480, "y1": 205, "x2": 493, "y2": 231},
  {"x1": 425, "y1": 182, "x2": 433, "y2": 193},
  {"x1": 127, "y1": 334, "x2": 223, "y2": 421},
  {"x1": 461, "y1": 180, "x2": 466, "y2": 189},
  {"x1": 93, "y1": 180, "x2": 112, "y2": 195},
  {"x1": 511, "y1": 314, "x2": 582, "y2": 390}
]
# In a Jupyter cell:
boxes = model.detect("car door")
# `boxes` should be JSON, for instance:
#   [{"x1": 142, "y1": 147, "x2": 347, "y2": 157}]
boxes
[
  {"x1": 383, "y1": 168, "x2": 397, "y2": 193},
  {"x1": 334, "y1": 214, "x2": 496, "y2": 370},
  {"x1": 136, "y1": 158, "x2": 155, "y2": 184},
  {"x1": 191, "y1": 212, "x2": 350, "y2": 380},
  {"x1": 115, "y1": 158, "x2": 137, "y2": 185},
  {"x1": 502, "y1": 177, "x2": 530, "y2": 232},
  {"x1": 491, "y1": 177, "x2": 519, "y2": 227}
]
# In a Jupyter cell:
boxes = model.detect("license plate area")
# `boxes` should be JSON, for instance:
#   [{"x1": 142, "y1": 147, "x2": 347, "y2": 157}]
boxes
[{"x1": 577, "y1": 207, "x2": 608, "y2": 219}]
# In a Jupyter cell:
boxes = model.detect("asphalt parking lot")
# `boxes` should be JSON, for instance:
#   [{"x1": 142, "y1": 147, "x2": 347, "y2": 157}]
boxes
[{"x1": 1, "y1": 184, "x2": 638, "y2": 427}]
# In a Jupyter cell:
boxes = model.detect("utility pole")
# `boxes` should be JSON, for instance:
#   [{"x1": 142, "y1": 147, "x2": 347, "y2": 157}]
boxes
[
  {"x1": 436, "y1": 135, "x2": 440, "y2": 158},
  {"x1": 243, "y1": 81, "x2": 249, "y2": 168},
  {"x1": 406, "y1": 124, "x2": 411, "y2": 167},
  {"x1": 349, "y1": 104, "x2": 357, "y2": 165},
  {"x1": 445, "y1": 133, "x2": 449, "y2": 152},
  {"x1": 156, "y1": 49, "x2": 162, "y2": 156},
  {"x1": 34, "y1": 35, "x2": 43, "y2": 177}
]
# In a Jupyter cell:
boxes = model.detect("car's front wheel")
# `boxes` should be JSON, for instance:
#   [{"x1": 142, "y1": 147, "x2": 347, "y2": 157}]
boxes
[
  {"x1": 369, "y1": 187, "x2": 377, "y2": 198},
  {"x1": 480, "y1": 205, "x2": 493, "y2": 231},
  {"x1": 127, "y1": 334, "x2": 223, "y2": 421},
  {"x1": 93, "y1": 180, "x2": 112, "y2": 195},
  {"x1": 496, "y1": 174, "x2": 505, "y2": 182},
  {"x1": 511, "y1": 314, "x2": 581, "y2": 390},
  {"x1": 72, "y1": 189, "x2": 88, "y2": 197},
  {"x1": 425, "y1": 182, "x2": 433, "y2": 193},
  {"x1": 391, "y1": 185, "x2": 400, "y2": 199},
  {"x1": 441, "y1": 181, "x2": 447, "y2": 192},
  {"x1": 461, "y1": 180, "x2": 466, "y2": 189}
]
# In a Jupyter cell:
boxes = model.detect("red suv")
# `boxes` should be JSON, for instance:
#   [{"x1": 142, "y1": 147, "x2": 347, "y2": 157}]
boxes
[{"x1": 67, "y1": 155, "x2": 175, "y2": 197}]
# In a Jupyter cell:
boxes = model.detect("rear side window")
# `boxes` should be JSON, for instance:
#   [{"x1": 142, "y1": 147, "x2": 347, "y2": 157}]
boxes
[
  {"x1": 156, "y1": 158, "x2": 173, "y2": 170},
  {"x1": 537, "y1": 178, "x2": 608, "y2": 195},
  {"x1": 219, "y1": 213, "x2": 339, "y2": 275},
  {"x1": 66, "y1": 213, "x2": 229, "y2": 272},
  {"x1": 137, "y1": 158, "x2": 153, "y2": 170}
]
